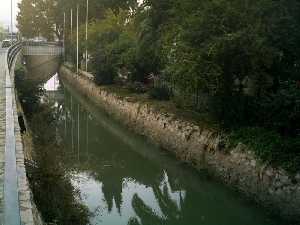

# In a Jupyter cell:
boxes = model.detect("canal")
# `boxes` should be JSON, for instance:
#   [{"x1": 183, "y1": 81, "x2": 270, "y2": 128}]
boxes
[{"x1": 24, "y1": 63, "x2": 281, "y2": 225}]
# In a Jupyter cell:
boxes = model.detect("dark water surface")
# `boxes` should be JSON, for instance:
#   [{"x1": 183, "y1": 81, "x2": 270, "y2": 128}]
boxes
[{"x1": 41, "y1": 73, "x2": 281, "y2": 225}]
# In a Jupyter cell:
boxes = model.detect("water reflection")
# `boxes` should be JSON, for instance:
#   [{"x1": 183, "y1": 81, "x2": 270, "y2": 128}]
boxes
[{"x1": 46, "y1": 77, "x2": 279, "y2": 225}]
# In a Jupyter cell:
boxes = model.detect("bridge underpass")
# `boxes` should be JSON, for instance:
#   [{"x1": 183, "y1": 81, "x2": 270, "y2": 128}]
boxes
[
  {"x1": 23, "y1": 44, "x2": 63, "y2": 84},
  {"x1": 0, "y1": 42, "x2": 63, "y2": 225}
]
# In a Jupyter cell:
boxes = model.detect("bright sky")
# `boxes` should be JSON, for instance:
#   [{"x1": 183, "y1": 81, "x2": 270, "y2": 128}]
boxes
[{"x1": 0, "y1": 0, "x2": 21, "y2": 31}]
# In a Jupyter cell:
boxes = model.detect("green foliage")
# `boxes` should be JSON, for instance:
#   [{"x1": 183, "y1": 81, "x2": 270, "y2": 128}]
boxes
[
  {"x1": 127, "y1": 82, "x2": 148, "y2": 94},
  {"x1": 230, "y1": 127, "x2": 300, "y2": 174},
  {"x1": 148, "y1": 86, "x2": 171, "y2": 101},
  {"x1": 18, "y1": 0, "x2": 300, "y2": 173},
  {"x1": 87, "y1": 9, "x2": 137, "y2": 85},
  {"x1": 15, "y1": 66, "x2": 44, "y2": 119},
  {"x1": 0, "y1": 22, "x2": 6, "y2": 40},
  {"x1": 17, "y1": 0, "x2": 64, "y2": 40},
  {"x1": 211, "y1": 80, "x2": 300, "y2": 135},
  {"x1": 254, "y1": 80, "x2": 300, "y2": 136}
]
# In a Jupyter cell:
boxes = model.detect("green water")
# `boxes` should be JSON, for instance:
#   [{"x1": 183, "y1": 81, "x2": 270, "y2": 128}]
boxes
[{"x1": 46, "y1": 75, "x2": 280, "y2": 225}]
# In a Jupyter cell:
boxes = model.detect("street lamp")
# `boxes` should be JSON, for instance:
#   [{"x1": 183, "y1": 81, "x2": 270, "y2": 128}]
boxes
[
  {"x1": 85, "y1": 0, "x2": 88, "y2": 72},
  {"x1": 11, "y1": 0, "x2": 13, "y2": 42},
  {"x1": 63, "y1": 12, "x2": 66, "y2": 62},
  {"x1": 76, "y1": 4, "x2": 79, "y2": 74}
]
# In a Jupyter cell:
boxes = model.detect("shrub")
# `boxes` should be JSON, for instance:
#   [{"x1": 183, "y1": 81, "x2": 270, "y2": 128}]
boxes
[
  {"x1": 127, "y1": 82, "x2": 148, "y2": 94},
  {"x1": 209, "y1": 94, "x2": 256, "y2": 127},
  {"x1": 230, "y1": 127, "x2": 300, "y2": 174},
  {"x1": 93, "y1": 62, "x2": 116, "y2": 85},
  {"x1": 255, "y1": 80, "x2": 300, "y2": 136},
  {"x1": 148, "y1": 86, "x2": 172, "y2": 101},
  {"x1": 15, "y1": 66, "x2": 44, "y2": 119}
]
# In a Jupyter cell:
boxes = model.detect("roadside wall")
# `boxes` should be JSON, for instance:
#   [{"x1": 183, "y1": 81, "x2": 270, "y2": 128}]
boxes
[{"x1": 60, "y1": 66, "x2": 300, "y2": 223}]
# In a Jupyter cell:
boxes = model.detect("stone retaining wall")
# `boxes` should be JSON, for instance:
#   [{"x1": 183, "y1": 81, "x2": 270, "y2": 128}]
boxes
[{"x1": 60, "y1": 66, "x2": 300, "y2": 223}]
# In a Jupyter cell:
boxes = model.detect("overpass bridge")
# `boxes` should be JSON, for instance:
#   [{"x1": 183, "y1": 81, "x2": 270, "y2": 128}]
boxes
[{"x1": 0, "y1": 42, "x2": 63, "y2": 225}]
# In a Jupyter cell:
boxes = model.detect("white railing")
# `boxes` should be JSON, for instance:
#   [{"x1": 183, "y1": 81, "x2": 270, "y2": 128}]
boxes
[{"x1": 22, "y1": 45, "x2": 64, "y2": 56}]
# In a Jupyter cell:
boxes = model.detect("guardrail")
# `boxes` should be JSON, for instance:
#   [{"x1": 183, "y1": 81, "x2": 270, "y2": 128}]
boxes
[
  {"x1": 22, "y1": 45, "x2": 64, "y2": 56},
  {"x1": 23, "y1": 40, "x2": 63, "y2": 47},
  {"x1": 7, "y1": 42, "x2": 22, "y2": 71}
]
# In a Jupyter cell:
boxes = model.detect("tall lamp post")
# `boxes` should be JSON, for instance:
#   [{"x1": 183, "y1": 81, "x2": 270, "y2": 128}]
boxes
[
  {"x1": 63, "y1": 12, "x2": 66, "y2": 62},
  {"x1": 70, "y1": 8, "x2": 73, "y2": 63},
  {"x1": 11, "y1": 0, "x2": 13, "y2": 42},
  {"x1": 85, "y1": 0, "x2": 89, "y2": 72},
  {"x1": 76, "y1": 4, "x2": 79, "y2": 74}
]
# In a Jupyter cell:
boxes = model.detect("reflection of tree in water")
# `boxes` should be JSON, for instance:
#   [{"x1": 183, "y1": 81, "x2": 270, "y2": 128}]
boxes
[
  {"x1": 24, "y1": 103, "x2": 90, "y2": 225},
  {"x1": 86, "y1": 146, "x2": 162, "y2": 214},
  {"x1": 128, "y1": 181, "x2": 185, "y2": 225},
  {"x1": 95, "y1": 166, "x2": 123, "y2": 213},
  {"x1": 61, "y1": 90, "x2": 192, "y2": 223}
]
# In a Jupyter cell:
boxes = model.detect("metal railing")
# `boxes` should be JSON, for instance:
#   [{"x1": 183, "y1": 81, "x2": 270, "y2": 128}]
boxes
[
  {"x1": 22, "y1": 45, "x2": 64, "y2": 56},
  {"x1": 154, "y1": 77, "x2": 211, "y2": 111},
  {"x1": 7, "y1": 42, "x2": 22, "y2": 71},
  {"x1": 22, "y1": 40, "x2": 63, "y2": 47}
]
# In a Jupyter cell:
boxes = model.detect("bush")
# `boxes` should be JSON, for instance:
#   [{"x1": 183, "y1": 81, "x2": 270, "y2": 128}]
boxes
[
  {"x1": 87, "y1": 9, "x2": 138, "y2": 86},
  {"x1": 209, "y1": 94, "x2": 256, "y2": 127},
  {"x1": 148, "y1": 86, "x2": 172, "y2": 101},
  {"x1": 255, "y1": 80, "x2": 300, "y2": 136},
  {"x1": 127, "y1": 82, "x2": 148, "y2": 94},
  {"x1": 230, "y1": 127, "x2": 300, "y2": 174},
  {"x1": 93, "y1": 64, "x2": 116, "y2": 85},
  {"x1": 210, "y1": 80, "x2": 300, "y2": 136},
  {"x1": 15, "y1": 66, "x2": 44, "y2": 119}
]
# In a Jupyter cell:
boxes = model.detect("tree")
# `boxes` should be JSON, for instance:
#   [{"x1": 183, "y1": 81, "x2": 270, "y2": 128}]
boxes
[
  {"x1": 17, "y1": 0, "x2": 64, "y2": 40},
  {"x1": 17, "y1": 0, "x2": 40, "y2": 38},
  {"x1": 0, "y1": 22, "x2": 6, "y2": 40},
  {"x1": 86, "y1": 9, "x2": 137, "y2": 84}
]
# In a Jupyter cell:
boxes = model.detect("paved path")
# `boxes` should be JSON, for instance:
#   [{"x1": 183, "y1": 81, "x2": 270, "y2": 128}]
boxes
[
  {"x1": 0, "y1": 48, "x2": 22, "y2": 225},
  {"x1": 0, "y1": 48, "x2": 7, "y2": 223}
]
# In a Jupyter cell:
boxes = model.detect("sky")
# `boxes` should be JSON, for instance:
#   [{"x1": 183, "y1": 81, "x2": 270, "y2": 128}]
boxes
[{"x1": 0, "y1": 0, "x2": 21, "y2": 32}]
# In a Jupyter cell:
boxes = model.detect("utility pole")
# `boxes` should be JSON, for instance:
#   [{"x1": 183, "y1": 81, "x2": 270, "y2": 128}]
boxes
[
  {"x1": 76, "y1": 4, "x2": 79, "y2": 74},
  {"x1": 70, "y1": 8, "x2": 73, "y2": 60},
  {"x1": 11, "y1": 0, "x2": 13, "y2": 42},
  {"x1": 70, "y1": 9, "x2": 73, "y2": 40},
  {"x1": 85, "y1": 0, "x2": 89, "y2": 72},
  {"x1": 63, "y1": 12, "x2": 66, "y2": 62}
]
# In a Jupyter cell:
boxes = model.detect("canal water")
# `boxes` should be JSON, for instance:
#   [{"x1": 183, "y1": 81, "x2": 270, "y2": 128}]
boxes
[{"x1": 39, "y1": 72, "x2": 281, "y2": 225}]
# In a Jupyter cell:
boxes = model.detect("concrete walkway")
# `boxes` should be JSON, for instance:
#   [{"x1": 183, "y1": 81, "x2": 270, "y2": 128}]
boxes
[
  {"x1": 0, "y1": 48, "x2": 36, "y2": 225},
  {"x1": 0, "y1": 49, "x2": 6, "y2": 223}
]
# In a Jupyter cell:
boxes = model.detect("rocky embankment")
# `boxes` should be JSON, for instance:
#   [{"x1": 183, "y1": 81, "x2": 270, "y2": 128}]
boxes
[{"x1": 60, "y1": 66, "x2": 300, "y2": 223}]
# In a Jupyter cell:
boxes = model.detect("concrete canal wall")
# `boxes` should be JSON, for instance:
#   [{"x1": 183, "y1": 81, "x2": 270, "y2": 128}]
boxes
[{"x1": 60, "y1": 66, "x2": 300, "y2": 223}]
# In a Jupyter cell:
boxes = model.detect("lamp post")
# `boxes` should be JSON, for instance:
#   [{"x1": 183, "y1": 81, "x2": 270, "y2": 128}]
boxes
[
  {"x1": 11, "y1": 0, "x2": 13, "y2": 42},
  {"x1": 76, "y1": 4, "x2": 79, "y2": 74},
  {"x1": 70, "y1": 8, "x2": 73, "y2": 63},
  {"x1": 63, "y1": 12, "x2": 66, "y2": 62},
  {"x1": 85, "y1": 0, "x2": 89, "y2": 72}
]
